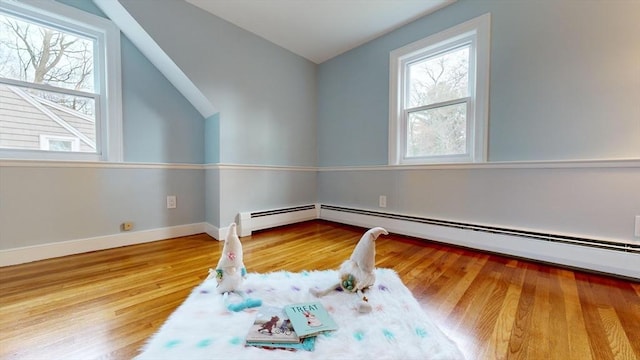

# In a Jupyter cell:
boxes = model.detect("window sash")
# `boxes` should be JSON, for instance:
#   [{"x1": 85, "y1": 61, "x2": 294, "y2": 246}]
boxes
[
  {"x1": 0, "y1": 8, "x2": 98, "y2": 94},
  {"x1": 402, "y1": 98, "x2": 472, "y2": 163},
  {"x1": 1, "y1": 77, "x2": 101, "y2": 155},
  {"x1": 405, "y1": 97, "x2": 470, "y2": 115},
  {"x1": 400, "y1": 45, "x2": 474, "y2": 162},
  {"x1": 0, "y1": 77, "x2": 98, "y2": 100},
  {"x1": 0, "y1": 0, "x2": 122, "y2": 162},
  {"x1": 403, "y1": 42, "x2": 472, "y2": 109}
]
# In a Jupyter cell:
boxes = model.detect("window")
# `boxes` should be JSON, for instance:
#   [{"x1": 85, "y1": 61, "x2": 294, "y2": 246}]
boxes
[
  {"x1": 389, "y1": 13, "x2": 490, "y2": 165},
  {"x1": 0, "y1": 0, "x2": 122, "y2": 161},
  {"x1": 40, "y1": 135, "x2": 80, "y2": 151}
]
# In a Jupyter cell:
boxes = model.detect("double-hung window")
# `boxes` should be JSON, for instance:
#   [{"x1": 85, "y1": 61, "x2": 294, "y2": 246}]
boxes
[
  {"x1": 0, "y1": 0, "x2": 122, "y2": 161},
  {"x1": 389, "y1": 13, "x2": 490, "y2": 165}
]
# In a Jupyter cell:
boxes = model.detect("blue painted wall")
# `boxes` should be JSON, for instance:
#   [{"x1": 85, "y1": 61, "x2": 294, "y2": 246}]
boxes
[
  {"x1": 116, "y1": 0, "x2": 319, "y2": 228},
  {"x1": 317, "y1": 0, "x2": 640, "y2": 166},
  {"x1": 204, "y1": 114, "x2": 220, "y2": 164},
  {"x1": 58, "y1": 0, "x2": 206, "y2": 164},
  {"x1": 119, "y1": 0, "x2": 318, "y2": 167},
  {"x1": 0, "y1": 1, "x2": 208, "y2": 253},
  {"x1": 6, "y1": 0, "x2": 636, "y2": 253},
  {"x1": 121, "y1": 36, "x2": 205, "y2": 164},
  {"x1": 316, "y1": 0, "x2": 640, "y2": 245}
]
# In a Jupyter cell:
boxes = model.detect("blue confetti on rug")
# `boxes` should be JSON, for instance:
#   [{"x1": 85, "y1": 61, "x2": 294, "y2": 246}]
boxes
[{"x1": 136, "y1": 268, "x2": 464, "y2": 360}]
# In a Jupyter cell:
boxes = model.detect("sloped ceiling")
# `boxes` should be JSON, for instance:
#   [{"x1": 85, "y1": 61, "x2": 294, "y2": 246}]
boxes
[
  {"x1": 185, "y1": 0, "x2": 454, "y2": 64},
  {"x1": 93, "y1": 0, "x2": 454, "y2": 118}
]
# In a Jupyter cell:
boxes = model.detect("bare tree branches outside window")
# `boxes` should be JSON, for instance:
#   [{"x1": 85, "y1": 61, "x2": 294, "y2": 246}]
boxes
[
  {"x1": 405, "y1": 45, "x2": 470, "y2": 158},
  {"x1": 0, "y1": 12, "x2": 95, "y2": 115}
]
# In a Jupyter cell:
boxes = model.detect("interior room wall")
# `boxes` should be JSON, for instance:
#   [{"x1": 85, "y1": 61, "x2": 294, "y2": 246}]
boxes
[
  {"x1": 2, "y1": 0, "x2": 638, "y2": 269},
  {"x1": 318, "y1": 0, "x2": 639, "y2": 165},
  {"x1": 0, "y1": 165, "x2": 204, "y2": 250},
  {"x1": 0, "y1": 0, "x2": 207, "y2": 256},
  {"x1": 316, "y1": 0, "x2": 640, "y2": 244},
  {"x1": 117, "y1": 0, "x2": 317, "y2": 167},
  {"x1": 118, "y1": 0, "x2": 319, "y2": 227}
]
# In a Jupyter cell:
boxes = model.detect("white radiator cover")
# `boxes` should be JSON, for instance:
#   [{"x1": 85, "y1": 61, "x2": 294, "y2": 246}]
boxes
[
  {"x1": 237, "y1": 203, "x2": 639, "y2": 279},
  {"x1": 238, "y1": 204, "x2": 320, "y2": 237}
]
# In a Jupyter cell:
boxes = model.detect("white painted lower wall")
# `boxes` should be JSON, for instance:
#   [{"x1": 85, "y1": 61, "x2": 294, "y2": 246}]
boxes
[
  {"x1": 216, "y1": 165, "x2": 318, "y2": 229},
  {"x1": 0, "y1": 222, "x2": 210, "y2": 267},
  {"x1": 3, "y1": 203, "x2": 637, "y2": 280},
  {"x1": 205, "y1": 222, "x2": 231, "y2": 241}
]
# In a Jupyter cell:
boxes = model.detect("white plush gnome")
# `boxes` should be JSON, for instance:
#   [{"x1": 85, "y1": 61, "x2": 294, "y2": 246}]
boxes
[
  {"x1": 213, "y1": 223, "x2": 245, "y2": 293},
  {"x1": 310, "y1": 226, "x2": 388, "y2": 313},
  {"x1": 209, "y1": 223, "x2": 261, "y2": 311}
]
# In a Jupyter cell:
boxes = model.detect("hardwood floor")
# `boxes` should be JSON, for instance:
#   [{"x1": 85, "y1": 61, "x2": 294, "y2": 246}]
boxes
[{"x1": 1, "y1": 220, "x2": 638, "y2": 359}]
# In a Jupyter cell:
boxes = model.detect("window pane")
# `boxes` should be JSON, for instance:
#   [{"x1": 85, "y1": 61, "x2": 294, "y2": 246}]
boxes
[
  {"x1": 407, "y1": 45, "x2": 469, "y2": 108},
  {"x1": 0, "y1": 12, "x2": 95, "y2": 93},
  {"x1": 48, "y1": 139, "x2": 72, "y2": 151},
  {"x1": 406, "y1": 102, "x2": 467, "y2": 158},
  {"x1": 0, "y1": 84, "x2": 97, "y2": 153}
]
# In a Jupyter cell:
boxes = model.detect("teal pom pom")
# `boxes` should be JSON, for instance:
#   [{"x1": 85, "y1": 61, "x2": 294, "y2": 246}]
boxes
[{"x1": 227, "y1": 298, "x2": 262, "y2": 312}]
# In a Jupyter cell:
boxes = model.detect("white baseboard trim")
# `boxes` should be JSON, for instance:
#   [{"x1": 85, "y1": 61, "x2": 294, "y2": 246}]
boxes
[
  {"x1": 0, "y1": 222, "x2": 208, "y2": 267},
  {"x1": 320, "y1": 207, "x2": 640, "y2": 280},
  {"x1": 205, "y1": 222, "x2": 228, "y2": 241}
]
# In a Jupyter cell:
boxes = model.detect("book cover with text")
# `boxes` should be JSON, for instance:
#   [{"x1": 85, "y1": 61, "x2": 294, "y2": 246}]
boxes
[{"x1": 283, "y1": 301, "x2": 338, "y2": 338}]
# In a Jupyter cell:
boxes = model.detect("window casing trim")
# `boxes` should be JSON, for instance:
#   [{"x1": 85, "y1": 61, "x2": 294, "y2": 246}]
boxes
[{"x1": 389, "y1": 13, "x2": 490, "y2": 165}]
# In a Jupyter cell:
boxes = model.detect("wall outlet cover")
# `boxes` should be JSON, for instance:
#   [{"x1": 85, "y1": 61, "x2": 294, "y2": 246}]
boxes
[
  {"x1": 379, "y1": 195, "x2": 387, "y2": 208},
  {"x1": 167, "y1": 195, "x2": 177, "y2": 209},
  {"x1": 122, "y1": 222, "x2": 133, "y2": 231}
]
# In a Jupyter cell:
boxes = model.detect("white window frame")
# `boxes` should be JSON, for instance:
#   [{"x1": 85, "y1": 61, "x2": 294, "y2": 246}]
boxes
[
  {"x1": 389, "y1": 13, "x2": 490, "y2": 165},
  {"x1": 40, "y1": 135, "x2": 80, "y2": 151},
  {"x1": 0, "y1": 0, "x2": 122, "y2": 161}
]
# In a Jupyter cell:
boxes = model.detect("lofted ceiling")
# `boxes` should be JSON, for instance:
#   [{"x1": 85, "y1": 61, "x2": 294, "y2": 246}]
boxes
[{"x1": 184, "y1": 0, "x2": 455, "y2": 64}]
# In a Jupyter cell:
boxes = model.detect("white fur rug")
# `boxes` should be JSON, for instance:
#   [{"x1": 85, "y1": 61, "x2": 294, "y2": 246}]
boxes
[{"x1": 136, "y1": 269, "x2": 464, "y2": 360}]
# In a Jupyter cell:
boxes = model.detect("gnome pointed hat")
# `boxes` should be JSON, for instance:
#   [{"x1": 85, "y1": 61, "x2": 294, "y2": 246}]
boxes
[
  {"x1": 216, "y1": 223, "x2": 243, "y2": 269},
  {"x1": 349, "y1": 227, "x2": 388, "y2": 274}
]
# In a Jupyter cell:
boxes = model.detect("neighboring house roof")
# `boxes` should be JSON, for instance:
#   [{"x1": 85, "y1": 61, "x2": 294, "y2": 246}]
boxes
[{"x1": 0, "y1": 83, "x2": 96, "y2": 152}]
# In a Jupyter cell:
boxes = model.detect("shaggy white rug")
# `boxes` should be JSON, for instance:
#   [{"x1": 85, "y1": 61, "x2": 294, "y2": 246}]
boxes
[{"x1": 136, "y1": 268, "x2": 464, "y2": 360}]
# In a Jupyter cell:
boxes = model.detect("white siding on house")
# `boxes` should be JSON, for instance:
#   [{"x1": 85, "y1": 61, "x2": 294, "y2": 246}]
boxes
[{"x1": 0, "y1": 84, "x2": 96, "y2": 152}]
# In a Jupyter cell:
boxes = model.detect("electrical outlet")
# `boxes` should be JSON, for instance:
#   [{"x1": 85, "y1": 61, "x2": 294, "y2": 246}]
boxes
[
  {"x1": 635, "y1": 215, "x2": 640, "y2": 237},
  {"x1": 167, "y1": 195, "x2": 177, "y2": 209},
  {"x1": 379, "y1": 195, "x2": 387, "y2": 208},
  {"x1": 122, "y1": 222, "x2": 133, "y2": 231}
]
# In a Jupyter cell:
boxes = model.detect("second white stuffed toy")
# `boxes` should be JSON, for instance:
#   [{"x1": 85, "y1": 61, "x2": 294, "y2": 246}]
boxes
[{"x1": 310, "y1": 226, "x2": 388, "y2": 313}]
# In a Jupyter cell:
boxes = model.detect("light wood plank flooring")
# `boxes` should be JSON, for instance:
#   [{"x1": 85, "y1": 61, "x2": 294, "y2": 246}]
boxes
[{"x1": 1, "y1": 220, "x2": 638, "y2": 359}]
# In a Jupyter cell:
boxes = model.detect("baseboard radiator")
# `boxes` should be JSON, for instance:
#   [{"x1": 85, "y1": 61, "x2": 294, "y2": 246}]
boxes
[
  {"x1": 235, "y1": 203, "x2": 638, "y2": 279},
  {"x1": 319, "y1": 205, "x2": 640, "y2": 280},
  {"x1": 238, "y1": 204, "x2": 319, "y2": 237}
]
